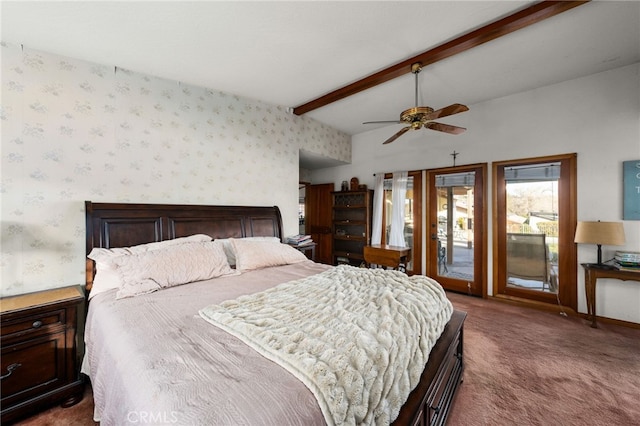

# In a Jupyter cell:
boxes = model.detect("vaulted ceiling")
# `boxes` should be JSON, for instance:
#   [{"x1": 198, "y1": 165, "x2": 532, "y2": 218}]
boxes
[{"x1": 3, "y1": 1, "x2": 639, "y2": 165}]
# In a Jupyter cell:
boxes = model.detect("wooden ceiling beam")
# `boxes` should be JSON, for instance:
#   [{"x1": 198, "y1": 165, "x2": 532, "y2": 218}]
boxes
[{"x1": 293, "y1": 0, "x2": 589, "y2": 116}]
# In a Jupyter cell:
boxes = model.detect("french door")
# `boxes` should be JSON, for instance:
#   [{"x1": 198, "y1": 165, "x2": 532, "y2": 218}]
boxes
[
  {"x1": 427, "y1": 164, "x2": 486, "y2": 296},
  {"x1": 493, "y1": 154, "x2": 577, "y2": 309}
]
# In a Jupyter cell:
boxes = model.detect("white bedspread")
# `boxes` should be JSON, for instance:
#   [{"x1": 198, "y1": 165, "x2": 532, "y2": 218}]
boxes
[
  {"x1": 199, "y1": 265, "x2": 453, "y2": 426},
  {"x1": 84, "y1": 261, "x2": 331, "y2": 425},
  {"x1": 84, "y1": 261, "x2": 453, "y2": 425}
]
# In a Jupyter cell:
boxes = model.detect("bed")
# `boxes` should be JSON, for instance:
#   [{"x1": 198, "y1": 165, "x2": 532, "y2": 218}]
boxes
[{"x1": 83, "y1": 201, "x2": 466, "y2": 425}]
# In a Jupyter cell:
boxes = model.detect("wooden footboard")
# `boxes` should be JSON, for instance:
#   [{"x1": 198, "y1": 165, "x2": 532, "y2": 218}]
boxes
[{"x1": 393, "y1": 310, "x2": 466, "y2": 426}]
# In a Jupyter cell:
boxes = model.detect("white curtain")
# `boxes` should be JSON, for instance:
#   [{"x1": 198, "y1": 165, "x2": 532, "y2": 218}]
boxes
[
  {"x1": 370, "y1": 173, "x2": 384, "y2": 245},
  {"x1": 389, "y1": 171, "x2": 408, "y2": 247}
]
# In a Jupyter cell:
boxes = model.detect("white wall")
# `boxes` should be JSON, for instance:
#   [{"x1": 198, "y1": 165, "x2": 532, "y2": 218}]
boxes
[
  {"x1": 312, "y1": 63, "x2": 640, "y2": 324},
  {"x1": 0, "y1": 43, "x2": 350, "y2": 297}
]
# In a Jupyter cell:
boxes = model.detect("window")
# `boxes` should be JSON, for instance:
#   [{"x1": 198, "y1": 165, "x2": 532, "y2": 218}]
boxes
[{"x1": 377, "y1": 171, "x2": 422, "y2": 274}]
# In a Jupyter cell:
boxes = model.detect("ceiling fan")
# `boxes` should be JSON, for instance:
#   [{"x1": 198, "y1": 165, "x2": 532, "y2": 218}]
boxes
[{"x1": 363, "y1": 63, "x2": 469, "y2": 144}]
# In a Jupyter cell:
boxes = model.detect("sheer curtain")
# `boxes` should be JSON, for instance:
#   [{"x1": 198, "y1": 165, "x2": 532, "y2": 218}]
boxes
[
  {"x1": 389, "y1": 171, "x2": 408, "y2": 246},
  {"x1": 370, "y1": 173, "x2": 384, "y2": 245}
]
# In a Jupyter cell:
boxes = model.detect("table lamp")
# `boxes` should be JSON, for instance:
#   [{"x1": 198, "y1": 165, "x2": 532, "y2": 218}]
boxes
[{"x1": 574, "y1": 221, "x2": 625, "y2": 266}]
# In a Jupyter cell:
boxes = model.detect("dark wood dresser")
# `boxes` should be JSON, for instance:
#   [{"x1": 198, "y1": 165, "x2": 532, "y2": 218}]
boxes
[
  {"x1": 0, "y1": 286, "x2": 85, "y2": 424},
  {"x1": 331, "y1": 190, "x2": 373, "y2": 267}
]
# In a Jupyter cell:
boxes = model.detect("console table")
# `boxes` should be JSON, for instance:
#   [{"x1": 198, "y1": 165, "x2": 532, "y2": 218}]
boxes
[
  {"x1": 364, "y1": 244, "x2": 411, "y2": 272},
  {"x1": 582, "y1": 264, "x2": 640, "y2": 328}
]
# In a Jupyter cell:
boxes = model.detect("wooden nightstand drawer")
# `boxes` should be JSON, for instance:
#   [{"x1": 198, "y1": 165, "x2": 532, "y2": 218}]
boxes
[
  {"x1": 1, "y1": 309, "x2": 66, "y2": 340},
  {"x1": 1, "y1": 331, "x2": 66, "y2": 403},
  {"x1": 0, "y1": 286, "x2": 84, "y2": 424}
]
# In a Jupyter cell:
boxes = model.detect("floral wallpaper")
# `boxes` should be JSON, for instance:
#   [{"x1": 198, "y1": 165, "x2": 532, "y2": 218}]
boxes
[{"x1": 0, "y1": 42, "x2": 350, "y2": 297}]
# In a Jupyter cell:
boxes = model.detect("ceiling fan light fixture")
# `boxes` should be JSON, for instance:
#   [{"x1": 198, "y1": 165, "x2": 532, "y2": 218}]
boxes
[{"x1": 401, "y1": 106, "x2": 434, "y2": 123}]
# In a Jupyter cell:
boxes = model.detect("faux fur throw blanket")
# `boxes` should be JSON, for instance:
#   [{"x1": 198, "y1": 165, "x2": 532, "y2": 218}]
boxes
[{"x1": 199, "y1": 265, "x2": 453, "y2": 426}]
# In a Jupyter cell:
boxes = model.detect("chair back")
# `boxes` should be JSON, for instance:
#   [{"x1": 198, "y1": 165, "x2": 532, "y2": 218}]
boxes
[{"x1": 506, "y1": 233, "x2": 550, "y2": 282}]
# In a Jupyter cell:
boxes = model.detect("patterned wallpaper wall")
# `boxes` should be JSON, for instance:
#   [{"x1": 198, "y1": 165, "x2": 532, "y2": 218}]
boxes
[{"x1": 0, "y1": 42, "x2": 350, "y2": 296}]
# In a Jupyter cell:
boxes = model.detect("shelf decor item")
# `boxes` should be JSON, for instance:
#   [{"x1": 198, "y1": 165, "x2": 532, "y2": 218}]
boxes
[
  {"x1": 349, "y1": 177, "x2": 359, "y2": 191},
  {"x1": 614, "y1": 251, "x2": 640, "y2": 270}
]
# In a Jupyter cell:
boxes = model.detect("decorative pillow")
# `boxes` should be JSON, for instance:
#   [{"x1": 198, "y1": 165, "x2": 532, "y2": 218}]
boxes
[
  {"x1": 230, "y1": 239, "x2": 308, "y2": 272},
  {"x1": 215, "y1": 236, "x2": 281, "y2": 266},
  {"x1": 115, "y1": 241, "x2": 235, "y2": 299},
  {"x1": 87, "y1": 234, "x2": 212, "y2": 300},
  {"x1": 88, "y1": 234, "x2": 212, "y2": 263}
]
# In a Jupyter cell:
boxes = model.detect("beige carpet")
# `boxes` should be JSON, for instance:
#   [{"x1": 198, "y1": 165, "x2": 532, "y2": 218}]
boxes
[
  {"x1": 446, "y1": 292, "x2": 640, "y2": 426},
  {"x1": 14, "y1": 292, "x2": 640, "y2": 425}
]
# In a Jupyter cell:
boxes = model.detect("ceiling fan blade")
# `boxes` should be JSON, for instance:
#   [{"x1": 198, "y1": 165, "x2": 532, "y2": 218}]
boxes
[
  {"x1": 426, "y1": 122, "x2": 467, "y2": 135},
  {"x1": 363, "y1": 120, "x2": 403, "y2": 125},
  {"x1": 382, "y1": 126, "x2": 411, "y2": 144},
  {"x1": 424, "y1": 103, "x2": 469, "y2": 121}
]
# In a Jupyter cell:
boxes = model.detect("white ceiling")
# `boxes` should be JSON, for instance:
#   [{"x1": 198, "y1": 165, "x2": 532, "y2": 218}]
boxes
[{"x1": 2, "y1": 1, "x2": 639, "y2": 168}]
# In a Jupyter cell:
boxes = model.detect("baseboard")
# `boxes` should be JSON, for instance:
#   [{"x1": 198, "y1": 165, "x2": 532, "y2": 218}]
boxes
[
  {"x1": 582, "y1": 313, "x2": 640, "y2": 329},
  {"x1": 489, "y1": 294, "x2": 640, "y2": 329},
  {"x1": 489, "y1": 293, "x2": 576, "y2": 315}
]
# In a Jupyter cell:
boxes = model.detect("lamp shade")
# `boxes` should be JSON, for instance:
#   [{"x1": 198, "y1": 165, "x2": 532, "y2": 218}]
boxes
[{"x1": 574, "y1": 221, "x2": 625, "y2": 245}]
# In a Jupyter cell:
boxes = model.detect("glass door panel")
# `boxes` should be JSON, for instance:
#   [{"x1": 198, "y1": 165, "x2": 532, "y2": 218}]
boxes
[
  {"x1": 381, "y1": 172, "x2": 421, "y2": 275},
  {"x1": 436, "y1": 173, "x2": 474, "y2": 282},
  {"x1": 428, "y1": 165, "x2": 486, "y2": 296},
  {"x1": 505, "y1": 169, "x2": 559, "y2": 294},
  {"x1": 383, "y1": 175, "x2": 413, "y2": 271}
]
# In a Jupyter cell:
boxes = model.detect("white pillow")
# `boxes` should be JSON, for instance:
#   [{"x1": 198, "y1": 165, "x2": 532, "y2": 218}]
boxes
[
  {"x1": 216, "y1": 236, "x2": 281, "y2": 266},
  {"x1": 88, "y1": 234, "x2": 212, "y2": 299},
  {"x1": 88, "y1": 234, "x2": 212, "y2": 262},
  {"x1": 115, "y1": 241, "x2": 235, "y2": 299},
  {"x1": 230, "y1": 239, "x2": 308, "y2": 272}
]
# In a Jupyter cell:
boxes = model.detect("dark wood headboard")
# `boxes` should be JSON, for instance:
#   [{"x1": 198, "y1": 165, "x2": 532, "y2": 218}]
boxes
[{"x1": 85, "y1": 201, "x2": 284, "y2": 290}]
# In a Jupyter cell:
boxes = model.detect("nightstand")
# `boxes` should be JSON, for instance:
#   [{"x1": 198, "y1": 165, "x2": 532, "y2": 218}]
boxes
[
  {"x1": 290, "y1": 243, "x2": 317, "y2": 262},
  {"x1": 0, "y1": 286, "x2": 85, "y2": 424}
]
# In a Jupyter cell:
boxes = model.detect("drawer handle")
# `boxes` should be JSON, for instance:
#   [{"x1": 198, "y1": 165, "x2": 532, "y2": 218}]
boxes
[
  {"x1": 32, "y1": 320, "x2": 43, "y2": 329},
  {"x1": 1, "y1": 363, "x2": 22, "y2": 380}
]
